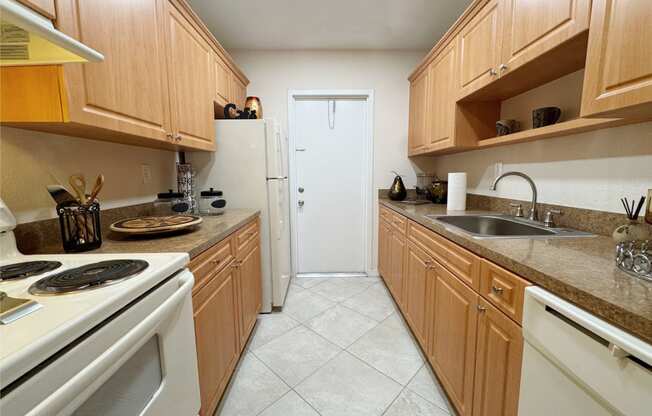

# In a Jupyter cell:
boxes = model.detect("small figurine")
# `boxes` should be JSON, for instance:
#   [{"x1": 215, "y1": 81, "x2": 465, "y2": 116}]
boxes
[{"x1": 224, "y1": 103, "x2": 238, "y2": 119}]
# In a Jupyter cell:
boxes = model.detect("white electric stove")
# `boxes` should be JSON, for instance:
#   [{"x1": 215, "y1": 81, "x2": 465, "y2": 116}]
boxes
[{"x1": 0, "y1": 198, "x2": 201, "y2": 416}]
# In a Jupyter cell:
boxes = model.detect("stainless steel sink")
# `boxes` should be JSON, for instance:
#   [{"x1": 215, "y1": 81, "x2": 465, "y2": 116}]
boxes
[{"x1": 426, "y1": 214, "x2": 594, "y2": 239}]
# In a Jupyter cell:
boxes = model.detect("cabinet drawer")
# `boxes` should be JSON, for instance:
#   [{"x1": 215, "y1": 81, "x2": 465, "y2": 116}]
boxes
[
  {"x1": 190, "y1": 237, "x2": 235, "y2": 294},
  {"x1": 390, "y1": 212, "x2": 407, "y2": 235},
  {"x1": 407, "y1": 221, "x2": 480, "y2": 290},
  {"x1": 235, "y1": 220, "x2": 259, "y2": 254},
  {"x1": 379, "y1": 205, "x2": 393, "y2": 223},
  {"x1": 480, "y1": 260, "x2": 530, "y2": 324}
]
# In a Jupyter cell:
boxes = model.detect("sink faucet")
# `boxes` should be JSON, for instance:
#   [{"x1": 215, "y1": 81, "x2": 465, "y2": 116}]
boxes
[{"x1": 490, "y1": 172, "x2": 538, "y2": 221}]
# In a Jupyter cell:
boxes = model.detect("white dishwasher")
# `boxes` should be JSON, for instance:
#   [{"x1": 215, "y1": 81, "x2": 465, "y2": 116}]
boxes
[{"x1": 519, "y1": 286, "x2": 652, "y2": 416}]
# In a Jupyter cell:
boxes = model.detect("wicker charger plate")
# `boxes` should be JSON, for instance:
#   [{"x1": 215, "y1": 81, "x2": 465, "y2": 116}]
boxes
[{"x1": 110, "y1": 215, "x2": 203, "y2": 235}]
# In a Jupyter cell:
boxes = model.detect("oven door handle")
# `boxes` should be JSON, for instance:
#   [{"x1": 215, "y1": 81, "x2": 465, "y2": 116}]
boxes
[{"x1": 27, "y1": 271, "x2": 195, "y2": 416}]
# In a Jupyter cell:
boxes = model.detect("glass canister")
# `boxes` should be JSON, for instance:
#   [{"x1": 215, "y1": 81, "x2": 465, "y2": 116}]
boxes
[
  {"x1": 199, "y1": 188, "x2": 226, "y2": 215},
  {"x1": 155, "y1": 189, "x2": 192, "y2": 214}
]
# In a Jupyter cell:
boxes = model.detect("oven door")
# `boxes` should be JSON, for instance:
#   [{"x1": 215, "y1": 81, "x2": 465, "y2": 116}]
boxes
[{"x1": 2, "y1": 269, "x2": 200, "y2": 416}]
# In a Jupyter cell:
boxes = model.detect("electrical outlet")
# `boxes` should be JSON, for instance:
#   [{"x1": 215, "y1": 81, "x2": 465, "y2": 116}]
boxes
[{"x1": 141, "y1": 164, "x2": 152, "y2": 184}]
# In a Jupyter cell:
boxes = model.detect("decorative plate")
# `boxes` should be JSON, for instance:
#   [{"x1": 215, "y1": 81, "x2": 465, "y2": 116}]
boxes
[{"x1": 110, "y1": 215, "x2": 203, "y2": 235}]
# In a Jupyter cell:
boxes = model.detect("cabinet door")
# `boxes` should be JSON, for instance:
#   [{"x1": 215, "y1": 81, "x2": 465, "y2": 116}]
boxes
[
  {"x1": 229, "y1": 74, "x2": 247, "y2": 108},
  {"x1": 57, "y1": 0, "x2": 172, "y2": 143},
  {"x1": 164, "y1": 1, "x2": 215, "y2": 149},
  {"x1": 404, "y1": 241, "x2": 433, "y2": 348},
  {"x1": 214, "y1": 53, "x2": 231, "y2": 107},
  {"x1": 408, "y1": 70, "x2": 430, "y2": 155},
  {"x1": 389, "y1": 229, "x2": 406, "y2": 307},
  {"x1": 580, "y1": 0, "x2": 652, "y2": 118},
  {"x1": 237, "y1": 241, "x2": 262, "y2": 348},
  {"x1": 378, "y1": 219, "x2": 391, "y2": 281},
  {"x1": 457, "y1": 0, "x2": 502, "y2": 98},
  {"x1": 193, "y1": 264, "x2": 240, "y2": 416},
  {"x1": 430, "y1": 264, "x2": 479, "y2": 416},
  {"x1": 472, "y1": 298, "x2": 523, "y2": 416},
  {"x1": 17, "y1": 0, "x2": 55, "y2": 19},
  {"x1": 500, "y1": 0, "x2": 589, "y2": 77},
  {"x1": 427, "y1": 41, "x2": 457, "y2": 152}
]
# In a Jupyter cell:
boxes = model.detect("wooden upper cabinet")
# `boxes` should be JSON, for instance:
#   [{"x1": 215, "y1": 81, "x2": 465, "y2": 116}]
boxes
[
  {"x1": 430, "y1": 263, "x2": 479, "y2": 416},
  {"x1": 229, "y1": 74, "x2": 247, "y2": 109},
  {"x1": 427, "y1": 41, "x2": 457, "y2": 152},
  {"x1": 57, "y1": 0, "x2": 172, "y2": 143},
  {"x1": 457, "y1": 0, "x2": 502, "y2": 98},
  {"x1": 164, "y1": 1, "x2": 215, "y2": 150},
  {"x1": 214, "y1": 53, "x2": 231, "y2": 107},
  {"x1": 472, "y1": 298, "x2": 523, "y2": 416},
  {"x1": 581, "y1": 0, "x2": 652, "y2": 119},
  {"x1": 408, "y1": 70, "x2": 430, "y2": 155},
  {"x1": 499, "y1": 0, "x2": 590, "y2": 76},
  {"x1": 17, "y1": 0, "x2": 56, "y2": 19}
]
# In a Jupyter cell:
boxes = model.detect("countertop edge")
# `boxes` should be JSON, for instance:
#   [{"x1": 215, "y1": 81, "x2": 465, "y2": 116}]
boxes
[
  {"x1": 186, "y1": 211, "x2": 260, "y2": 259},
  {"x1": 379, "y1": 199, "x2": 652, "y2": 344}
]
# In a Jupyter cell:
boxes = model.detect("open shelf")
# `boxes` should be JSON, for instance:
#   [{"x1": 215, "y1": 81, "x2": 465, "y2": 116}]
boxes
[{"x1": 476, "y1": 117, "x2": 628, "y2": 148}]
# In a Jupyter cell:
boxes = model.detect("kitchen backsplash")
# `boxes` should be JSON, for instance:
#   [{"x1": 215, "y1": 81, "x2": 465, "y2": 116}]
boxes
[{"x1": 0, "y1": 126, "x2": 177, "y2": 224}]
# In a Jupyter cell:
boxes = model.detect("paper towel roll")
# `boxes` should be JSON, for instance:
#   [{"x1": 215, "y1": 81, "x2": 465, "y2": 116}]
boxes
[{"x1": 447, "y1": 172, "x2": 467, "y2": 211}]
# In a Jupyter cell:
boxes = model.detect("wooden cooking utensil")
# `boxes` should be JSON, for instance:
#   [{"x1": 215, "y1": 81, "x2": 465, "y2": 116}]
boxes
[
  {"x1": 86, "y1": 174, "x2": 104, "y2": 206},
  {"x1": 69, "y1": 174, "x2": 87, "y2": 204}
]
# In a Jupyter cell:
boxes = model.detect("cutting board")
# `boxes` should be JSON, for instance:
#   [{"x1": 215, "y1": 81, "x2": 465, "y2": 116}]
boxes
[{"x1": 110, "y1": 215, "x2": 202, "y2": 235}]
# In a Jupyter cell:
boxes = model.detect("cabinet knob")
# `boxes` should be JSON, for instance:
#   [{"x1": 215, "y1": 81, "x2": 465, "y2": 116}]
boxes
[
  {"x1": 211, "y1": 259, "x2": 221, "y2": 265},
  {"x1": 489, "y1": 68, "x2": 497, "y2": 76},
  {"x1": 477, "y1": 304, "x2": 487, "y2": 312},
  {"x1": 166, "y1": 133, "x2": 174, "y2": 141},
  {"x1": 491, "y1": 285, "x2": 504, "y2": 295},
  {"x1": 499, "y1": 64, "x2": 508, "y2": 72},
  {"x1": 174, "y1": 133, "x2": 182, "y2": 142}
]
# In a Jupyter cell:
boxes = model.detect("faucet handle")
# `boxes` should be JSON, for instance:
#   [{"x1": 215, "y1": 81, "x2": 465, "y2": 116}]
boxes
[
  {"x1": 509, "y1": 203, "x2": 524, "y2": 218},
  {"x1": 543, "y1": 209, "x2": 562, "y2": 227}
]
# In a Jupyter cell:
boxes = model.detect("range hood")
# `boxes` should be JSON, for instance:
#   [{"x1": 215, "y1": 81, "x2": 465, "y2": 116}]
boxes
[{"x1": 0, "y1": 0, "x2": 103, "y2": 66}]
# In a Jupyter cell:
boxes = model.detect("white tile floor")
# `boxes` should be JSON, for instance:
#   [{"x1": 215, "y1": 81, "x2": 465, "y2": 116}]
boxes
[{"x1": 216, "y1": 277, "x2": 456, "y2": 416}]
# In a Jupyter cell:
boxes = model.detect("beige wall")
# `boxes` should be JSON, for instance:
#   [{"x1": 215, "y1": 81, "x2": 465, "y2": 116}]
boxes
[
  {"x1": 415, "y1": 121, "x2": 652, "y2": 213},
  {"x1": 229, "y1": 49, "x2": 426, "y2": 191},
  {"x1": 0, "y1": 127, "x2": 177, "y2": 223}
]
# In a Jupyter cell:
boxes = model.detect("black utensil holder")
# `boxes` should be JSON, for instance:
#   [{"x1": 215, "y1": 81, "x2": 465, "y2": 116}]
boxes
[{"x1": 57, "y1": 201, "x2": 102, "y2": 252}]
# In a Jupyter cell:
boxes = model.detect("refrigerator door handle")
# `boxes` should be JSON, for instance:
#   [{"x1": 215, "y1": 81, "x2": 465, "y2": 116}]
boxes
[{"x1": 267, "y1": 176, "x2": 287, "y2": 180}]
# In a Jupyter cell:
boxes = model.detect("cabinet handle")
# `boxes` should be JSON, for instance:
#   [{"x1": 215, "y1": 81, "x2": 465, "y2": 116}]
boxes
[
  {"x1": 211, "y1": 259, "x2": 222, "y2": 265},
  {"x1": 174, "y1": 133, "x2": 182, "y2": 142},
  {"x1": 477, "y1": 304, "x2": 487, "y2": 312},
  {"x1": 491, "y1": 285, "x2": 504, "y2": 295},
  {"x1": 232, "y1": 261, "x2": 242, "y2": 268},
  {"x1": 489, "y1": 68, "x2": 497, "y2": 76},
  {"x1": 499, "y1": 64, "x2": 508, "y2": 72},
  {"x1": 166, "y1": 133, "x2": 174, "y2": 141},
  {"x1": 424, "y1": 261, "x2": 436, "y2": 270}
]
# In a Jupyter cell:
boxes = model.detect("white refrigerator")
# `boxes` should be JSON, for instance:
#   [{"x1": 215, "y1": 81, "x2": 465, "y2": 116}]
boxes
[{"x1": 189, "y1": 119, "x2": 291, "y2": 312}]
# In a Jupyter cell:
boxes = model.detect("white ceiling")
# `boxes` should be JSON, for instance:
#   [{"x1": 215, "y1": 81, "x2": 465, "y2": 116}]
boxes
[{"x1": 187, "y1": 0, "x2": 473, "y2": 50}]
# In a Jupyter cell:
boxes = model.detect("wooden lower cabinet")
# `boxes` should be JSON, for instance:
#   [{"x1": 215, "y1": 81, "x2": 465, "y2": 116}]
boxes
[
  {"x1": 380, "y1": 204, "x2": 524, "y2": 416},
  {"x1": 388, "y1": 228, "x2": 407, "y2": 306},
  {"x1": 237, "y1": 240, "x2": 262, "y2": 349},
  {"x1": 404, "y1": 241, "x2": 433, "y2": 347},
  {"x1": 193, "y1": 264, "x2": 240, "y2": 416},
  {"x1": 430, "y1": 263, "x2": 479, "y2": 415},
  {"x1": 472, "y1": 298, "x2": 523, "y2": 416},
  {"x1": 190, "y1": 218, "x2": 261, "y2": 416}
]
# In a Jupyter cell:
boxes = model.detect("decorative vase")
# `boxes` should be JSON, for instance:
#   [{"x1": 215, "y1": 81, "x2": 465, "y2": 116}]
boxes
[
  {"x1": 612, "y1": 220, "x2": 652, "y2": 243},
  {"x1": 244, "y1": 97, "x2": 263, "y2": 119},
  {"x1": 388, "y1": 172, "x2": 407, "y2": 201}
]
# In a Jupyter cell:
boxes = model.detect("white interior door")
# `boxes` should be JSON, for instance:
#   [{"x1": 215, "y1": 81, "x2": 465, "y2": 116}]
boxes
[{"x1": 293, "y1": 98, "x2": 367, "y2": 275}]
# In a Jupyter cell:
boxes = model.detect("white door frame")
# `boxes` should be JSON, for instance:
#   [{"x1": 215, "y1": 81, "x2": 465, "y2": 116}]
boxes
[{"x1": 287, "y1": 89, "x2": 375, "y2": 278}]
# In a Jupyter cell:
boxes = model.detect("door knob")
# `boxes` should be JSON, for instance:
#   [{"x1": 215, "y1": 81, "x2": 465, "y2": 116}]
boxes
[
  {"x1": 298, "y1": 200, "x2": 304, "y2": 207},
  {"x1": 298, "y1": 187, "x2": 304, "y2": 193}
]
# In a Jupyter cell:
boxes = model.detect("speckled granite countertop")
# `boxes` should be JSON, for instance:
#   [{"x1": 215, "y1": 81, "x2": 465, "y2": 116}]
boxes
[
  {"x1": 33, "y1": 209, "x2": 259, "y2": 260},
  {"x1": 380, "y1": 198, "x2": 652, "y2": 343}
]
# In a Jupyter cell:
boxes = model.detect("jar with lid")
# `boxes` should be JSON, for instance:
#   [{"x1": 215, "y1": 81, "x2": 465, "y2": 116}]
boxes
[
  {"x1": 199, "y1": 188, "x2": 226, "y2": 215},
  {"x1": 155, "y1": 189, "x2": 192, "y2": 214}
]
